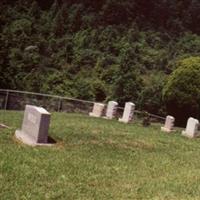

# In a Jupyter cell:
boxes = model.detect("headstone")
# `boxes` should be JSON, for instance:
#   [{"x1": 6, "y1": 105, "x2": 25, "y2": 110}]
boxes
[
  {"x1": 182, "y1": 117, "x2": 200, "y2": 138},
  {"x1": 89, "y1": 103, "x2": 105, "y2": 117},
  {"x1": 161, "y1": 115, "x2": 175, "y2": 133},
  {"x1": 119, "y1": 102, "x2": 135, "y2": 123},
  {"x1": 15, "y1": 105, "x2": 51, "y2": 146},
  {"x1": 105, "y1": 101, "x2": 118, "y2": 119}
]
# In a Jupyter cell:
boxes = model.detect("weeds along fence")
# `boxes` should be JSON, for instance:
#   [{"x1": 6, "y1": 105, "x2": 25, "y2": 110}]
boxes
[{"x1": 0, "y1": 89, "x2": 165, "y2": 127}]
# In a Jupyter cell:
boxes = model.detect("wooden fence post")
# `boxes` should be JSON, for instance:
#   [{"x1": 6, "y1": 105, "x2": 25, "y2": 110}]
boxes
[{"x1": 4, "y1": 90, "x2": 9, "y2": 110}]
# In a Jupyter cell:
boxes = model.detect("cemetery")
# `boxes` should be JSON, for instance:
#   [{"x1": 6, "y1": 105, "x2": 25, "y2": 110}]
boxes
[
  {"x1": 2, "y1": 1, "x2": 200, "y2": 199},
  {"x1": 0, "y1": 90, "x2": 200, "y2": 199}
]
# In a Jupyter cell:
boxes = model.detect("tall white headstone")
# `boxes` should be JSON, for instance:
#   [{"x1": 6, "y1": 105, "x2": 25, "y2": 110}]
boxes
[
  {"x1": 105, "y1": 101, "x2": 118, "y2": 119},
  {"x1": 161, "y1": 115, "x2": 175, "y2": 133},
  {"x1": 89, "y1": 103, "x2": 105, "y2": 117},
  {"x1": 182, "y1": 117, "x2": 199, "y2": 138},
  {"x1": 15, "y1": 105, "x2": 51, "y2": 146},
  {"x1": 119, "y1": 102, "x2": 135, "y2": 123}
]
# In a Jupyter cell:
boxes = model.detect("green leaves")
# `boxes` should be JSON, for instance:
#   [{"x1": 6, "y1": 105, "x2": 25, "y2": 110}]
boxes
[
  {"x1": 2, "y1": 0, "x2": 200, "y2": 118},
  {"x1": 111, "y1": 69, "x2": 143, "y2": 105},
  {"x1": 163, "y1": 57, "x2": 200, "y2": 125},
  {"x1": 9, "y1": 19, "x2": 32, "y2": 36}
]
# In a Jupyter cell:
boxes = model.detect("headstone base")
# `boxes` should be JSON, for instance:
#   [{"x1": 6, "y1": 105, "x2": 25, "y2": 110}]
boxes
[
  {"x1": 161, "y1": 127, "x2": 174, "y2": 133},
  {"x1": 181, "y1": 131, "x2": 200, "y2": 138},
  {"x1": 89, "y1": 112, "x2": 101, "y2": 118},
  {"x1": 103, "y1": 116, "x2": 113, "y2": 120},
  {"x1": 15, "y1": 130, "x2": 55, "y2": 147},
  {"x1": 118, "y1": 118, "x2": 129, "y2": 123}
]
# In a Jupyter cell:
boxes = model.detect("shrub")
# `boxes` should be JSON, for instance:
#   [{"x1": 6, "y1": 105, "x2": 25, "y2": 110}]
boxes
[{"x1": 163, "y1": 56, "x2": 200, "y2": 126}]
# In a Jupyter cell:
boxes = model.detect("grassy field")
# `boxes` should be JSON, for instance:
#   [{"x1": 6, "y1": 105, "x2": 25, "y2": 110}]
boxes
[{"x1": 0, "y1": 111, "x2": 200, "y2": 200}]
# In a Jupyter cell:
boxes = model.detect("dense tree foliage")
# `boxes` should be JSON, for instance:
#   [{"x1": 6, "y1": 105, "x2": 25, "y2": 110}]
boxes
[
  {"x1": 163, "y1": 57, "x2": 200, "y2": 125},
  {"x1": 1, "y1": 0, "x2": 200, "y2": 119}
]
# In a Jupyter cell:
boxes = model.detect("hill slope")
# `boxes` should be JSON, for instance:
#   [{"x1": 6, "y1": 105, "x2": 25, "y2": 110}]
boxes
[{"x1": 2, "y1": 1, "x2": 200, "y2": 117}]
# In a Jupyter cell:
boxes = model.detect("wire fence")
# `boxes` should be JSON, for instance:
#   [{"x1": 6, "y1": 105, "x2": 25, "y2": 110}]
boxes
[{"x1": 0, "y1": 89, "x2": 165, "y2": 128}]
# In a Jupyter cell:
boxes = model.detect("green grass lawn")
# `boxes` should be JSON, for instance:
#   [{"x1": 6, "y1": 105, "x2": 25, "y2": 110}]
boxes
[{"x1": 0, "y1": 111, "x2": 200, "y2": 200}]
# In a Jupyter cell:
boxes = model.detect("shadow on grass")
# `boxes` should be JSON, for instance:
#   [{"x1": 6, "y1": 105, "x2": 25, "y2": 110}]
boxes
[{"x1": 47, "y1": 136, "x2": 57, "y2": 144}]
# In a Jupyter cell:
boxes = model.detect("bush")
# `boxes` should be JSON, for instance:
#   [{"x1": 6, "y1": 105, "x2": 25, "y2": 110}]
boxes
[
  {"x1": 138, "y1": 72, "x2": 166, "y2": 115},
  {"x1": 163, "y1": 56, "x2": 200, "y2": 126}
]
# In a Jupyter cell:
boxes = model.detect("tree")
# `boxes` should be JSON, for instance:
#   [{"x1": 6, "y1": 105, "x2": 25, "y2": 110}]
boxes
[
  {"x1": 163, "y1": 56, "x2": 200, "y2": 126},
  {"x1": 138, "y1": 72, "x2": 166, "y2": 115},
  {"x1": 111, "y1": 68, "x2": 143, "y2": 105}
]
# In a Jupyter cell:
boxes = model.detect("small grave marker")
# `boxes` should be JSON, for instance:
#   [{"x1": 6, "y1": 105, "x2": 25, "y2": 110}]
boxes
[
  {"x1": 182, "y1": 117, "x2": 200, "y2": 138},
  {"x1": 89, "y1": 103, "x2": 105, "y2": 117},
  {"x1": 104, "y1": 101, "x2": 118, "y2": 119},
  {"x1": 119, "y1": 102, "x2": 135, "y2": 123},
  {"x1": 161, "y1": 115, "x2": 175, "y2": 133}
]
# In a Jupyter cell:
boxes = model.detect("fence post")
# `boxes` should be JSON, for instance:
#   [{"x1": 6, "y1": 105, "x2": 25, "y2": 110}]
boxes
[
  {"x1": 4, "y1": 90, "x2": 9, "y2": 110},
  {"x1": 57, "y1": 98, "x2": 62, "y2": 112}
]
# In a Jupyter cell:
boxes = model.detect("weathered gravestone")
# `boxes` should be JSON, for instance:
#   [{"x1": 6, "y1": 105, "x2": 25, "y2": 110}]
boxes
[
  {"x1": 89, "y1": 103, "x2": 105, "y2": 117},
  {"x1": 182, "y1": 117, "x2": 200, "y2": 138},
  {"x1": 15, "y1": 105, "x2": 52, "y2": 146},
  {"x1": 161, "y1": 115, "x2": 175, "y2": 133},
  {"x1": 119, "y1": 102, "x2": 135, "y2": 123},
  {"x1": 104, "y1": 101, "x2": 118, "y2": 119}
]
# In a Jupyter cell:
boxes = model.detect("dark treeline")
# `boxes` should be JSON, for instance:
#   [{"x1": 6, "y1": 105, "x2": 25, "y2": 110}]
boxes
[{"x1": 1, "y1": 0, "x2": 200, "y2": 124}]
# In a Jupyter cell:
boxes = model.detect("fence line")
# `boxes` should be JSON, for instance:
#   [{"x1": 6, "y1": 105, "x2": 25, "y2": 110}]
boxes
[
  {"x1": 0, "y1": 89, "x2": 166, "y2": 121},
  {"x1": 0, "y1": 89, "x2": 95, "y2": 105},
  {"x1": 149, "y1": 113, "x2": 165, "y2": 120},
  {"x1": 118, "y1": 106, "x2": 165, "y2": 121}
]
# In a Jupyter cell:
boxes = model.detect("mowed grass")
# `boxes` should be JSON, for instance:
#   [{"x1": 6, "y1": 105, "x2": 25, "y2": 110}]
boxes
[{"x1": 0, "y1": 112, "x2": 200, "y2": 200}]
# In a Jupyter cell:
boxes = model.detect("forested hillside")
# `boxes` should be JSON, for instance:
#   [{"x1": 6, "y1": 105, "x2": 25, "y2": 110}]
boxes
[{"x1": 1, "y1": 0, "x2": 200, "y2": 124}]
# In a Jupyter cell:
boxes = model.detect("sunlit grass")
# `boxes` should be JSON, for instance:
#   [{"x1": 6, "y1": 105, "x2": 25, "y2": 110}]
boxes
[{"x1": 0, "y1": 111, "x2": 199, "y2": 200}]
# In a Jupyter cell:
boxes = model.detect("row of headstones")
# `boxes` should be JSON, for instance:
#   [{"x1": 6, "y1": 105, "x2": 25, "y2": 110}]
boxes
[
  {"x1": 161, "y1": 116, "x2": 200, "y2": 138},
  {"x1": 16, "y1": 102, "x2": 135, "y2": 146},
  {"x1": 89, "y1": 101, "x2": 135, "y2": 123},
  {"x1": 14, "y1": 103, "x2": 199, "y2": 147},
  {"x1": 90, "y1": 101, "x2": 200, "y2": 138}
]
